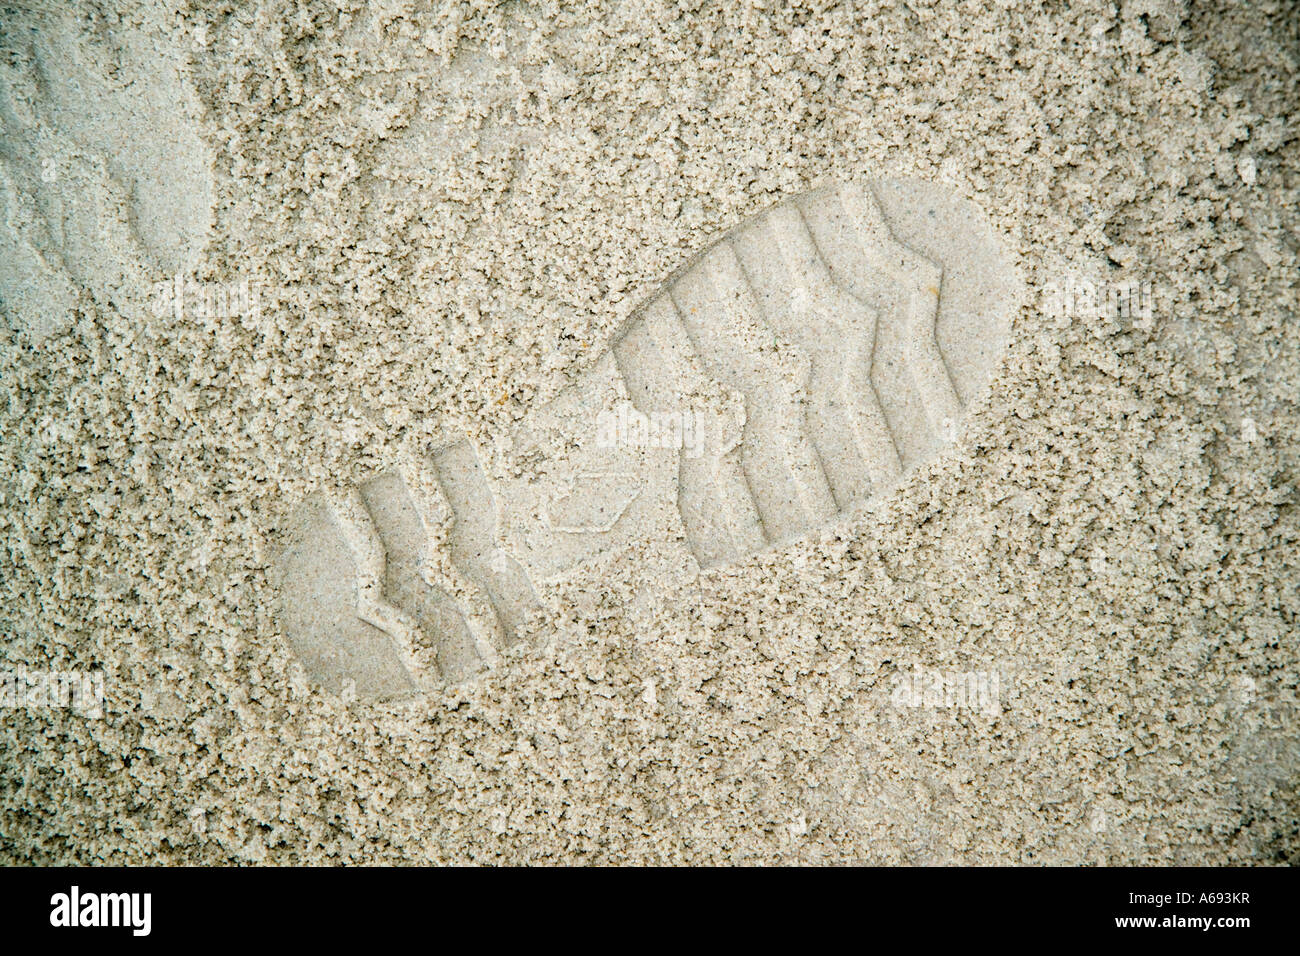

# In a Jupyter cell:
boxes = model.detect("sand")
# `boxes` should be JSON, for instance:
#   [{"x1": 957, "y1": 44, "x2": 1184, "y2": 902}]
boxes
[{"x1": 0, "y1": 0, "x2": 1296, "y2": 864}]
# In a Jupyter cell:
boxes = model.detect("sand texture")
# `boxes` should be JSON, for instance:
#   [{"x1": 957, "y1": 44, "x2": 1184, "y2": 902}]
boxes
[{"x1": 1, "y1": 0, "x2": 1297, "y2": 864}]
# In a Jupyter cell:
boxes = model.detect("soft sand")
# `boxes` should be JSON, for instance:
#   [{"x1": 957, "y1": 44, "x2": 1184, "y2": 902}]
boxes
[{"x1": 0, "y1": 0, "x2": 1296, "y2": 864}]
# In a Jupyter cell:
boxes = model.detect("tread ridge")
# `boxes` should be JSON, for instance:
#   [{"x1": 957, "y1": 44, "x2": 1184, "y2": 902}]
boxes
[
  {"x1": 836, "y1": 181, "x2": 964, "y2": 442},
  {"x1": 671, "y1": 242, "x2": 837, "y2": 542},
  {"x1": 431, "y1": 441, "x2": 544, "y2": 650},
  {"x1": 715, "y1": 240, "x2": 841, "y2": 528},
  {"x1": 326, "y1": 485, "x2": 441, "y2": 690},
  {"x1": 399, "y1": 455, "x2": 504, "y2": 667},
  {"x1": 740, "y1": 201, "x2": 905, "y2": 503},
  {"x1": 626, "y1": 296, "x2": 767, "y2": 566},
  {"x1": 312, "y1": 444, "x2": 550, "y2": 693}
]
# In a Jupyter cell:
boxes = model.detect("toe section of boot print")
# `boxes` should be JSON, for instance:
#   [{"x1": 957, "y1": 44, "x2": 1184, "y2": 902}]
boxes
[
  {"x1": 275, "y1": 177, "x2": 1023, "y2": 699},
  {"x1": 501, "y1": 177, "x2": 1023, "y2": 574}
]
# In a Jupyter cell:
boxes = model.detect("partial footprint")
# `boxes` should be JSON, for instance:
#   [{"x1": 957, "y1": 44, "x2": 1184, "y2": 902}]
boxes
[
  {"x1": 276, "y1": 177, "x2": 1023, "y2": 699},
  {"x1": 275, "y1": 449, "x2": 546, "y2": 699},
  {"x1": 0, "y1": 4, "x2": 213, "y2": 342}
]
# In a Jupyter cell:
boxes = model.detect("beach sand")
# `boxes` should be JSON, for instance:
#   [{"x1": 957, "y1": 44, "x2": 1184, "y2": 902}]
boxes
[{"x1": 1, "y1": 0, "x2": 1296, "y2": 864}]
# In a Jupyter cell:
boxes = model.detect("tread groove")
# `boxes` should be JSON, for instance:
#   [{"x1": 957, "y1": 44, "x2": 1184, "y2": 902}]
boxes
[
  {"x1": 616, "y1": 296, "x2": 767, "y2": 567},
  {"x1": 671, "y1": 241, "x2": 838, "y2": 542},
  {"x1": 325, "y1": 485, "x2": 441, "y2": 690},
  {"x1": 734, "y1": 200, "x2": 904, "y2": 504},
  {"x1": 431, "y1": 442, "x2": 544, "y2": 650},
  {"x1": 845, "y1": 181, "x2": 965, "y2": 442}
]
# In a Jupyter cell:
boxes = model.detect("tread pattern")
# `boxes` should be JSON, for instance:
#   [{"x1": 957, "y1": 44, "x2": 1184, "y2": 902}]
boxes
[
  {"x1": 615, "y1": 297, "x2": 766, "y2": 566},
  {"x1": 278, "y1": 447, "x2": 543, "y2": 697},
  {"x1": 277, "y1": 177, "x2": 1020, "y2": 697}
]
